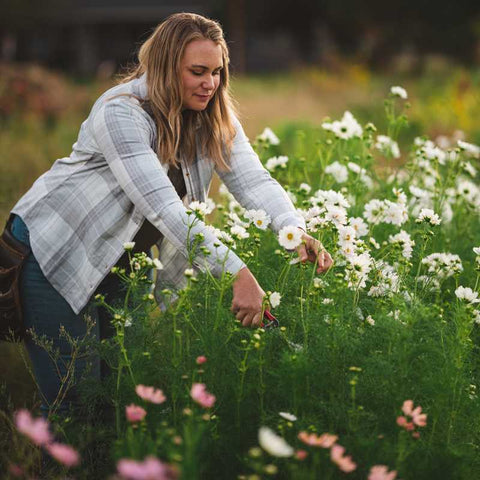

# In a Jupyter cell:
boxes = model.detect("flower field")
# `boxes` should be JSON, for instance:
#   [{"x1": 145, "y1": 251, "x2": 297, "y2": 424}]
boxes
[{"x1": 2, "y1": 86, "x2": 480, "y2": 479}]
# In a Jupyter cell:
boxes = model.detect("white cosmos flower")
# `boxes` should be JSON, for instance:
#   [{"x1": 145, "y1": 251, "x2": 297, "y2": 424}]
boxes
[
  {"x1": 265, "y1": 155, "x2": 288, "y2": 171},
  {"x1": 123, "y1": 242, "x2": 136, "y2": 251},
  {"x1": 337, "y1": 225, "x2": 357, "y2": 245},
  {"x1": 375, "y1": 135, "x2": 401, "y2": 159},
  {"x1": 366, "y1": 315, "x2": 375, "y2": 326},
  {"x1": 299, "y1": 183, "x2": 312, "y2": 194},
  {"x1": 324, "y1": 205, "x2": 348, "y2": 227},
  {"x1": 279, "y1": 412, "x2": 297, "y2": 422},
  {"x1": 278, "y1": 226, "x2": 303, "y2": 250},
  {"x1": 325, "y1": 161, "x2": 349, "y2": 183},
  {"x1": 322, "y1": 111, "x2": 363, "y2": 140},
  {"x1": 230, "y1": 225, "x2": 249, "y2": 240},
  {"x1": 388, "y1": 230, "x2": 415, "y2": 259},
  {"x1": 269, "y1": 291, "x2": 282, "y2": 308},
  {"x1": 188, "y1": 201, "x2": 211, "y2": 217},
  {"x1": 462, "y1": 161, "x2": 477, "y2": 178},
  {"x1": 458, "y1": 140, "x2": 480, "y2": 159},
  {"x1": 348, "y1": 217, "x2": 369, "y2": 237},
  {"x1": 245, "y1": 209, "x2": 271, "y2": 230},
  {"x1": 473, "y1": 247, "x2": 480, "y2": 256},
  {"x1": 390, "y1": 85, "x2": 408, "y2": 99},
  {"x1": 258, "y1": 427, "x2": 294, "y2": 457},
  {"x1": 364, "y1": 199, "x2": 386, "y2": 225},
  {"x1": 416, "y1": 208, "x2": 442, "y2": 226},
  {"x1": 153, "y1": 258, "x2": 163, "y2": 270},
  {"x1": 455, "y1": 286, "x2": 480, "y2": 304},
  {"x1": 257, "y1": 127, "x2": 280, "y2": 145}
]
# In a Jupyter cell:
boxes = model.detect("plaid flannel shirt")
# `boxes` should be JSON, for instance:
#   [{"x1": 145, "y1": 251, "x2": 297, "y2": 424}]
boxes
[{"x1": 12, "y1": 73, "x2": 305, "y2": 314}]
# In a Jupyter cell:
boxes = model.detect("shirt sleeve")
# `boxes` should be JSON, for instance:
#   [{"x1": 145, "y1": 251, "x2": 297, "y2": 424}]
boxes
[
  {"x1": 217, "y1": 115, "x2": 306, "y2": 233},
  {"x1": 91, "y1": 98, "x2": 245, "y2": 277}
]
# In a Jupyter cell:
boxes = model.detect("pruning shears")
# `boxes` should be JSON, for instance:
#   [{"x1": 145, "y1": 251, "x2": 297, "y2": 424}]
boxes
[{"x1": 260, "y1": 310, "x2": 279, "y2": 329}]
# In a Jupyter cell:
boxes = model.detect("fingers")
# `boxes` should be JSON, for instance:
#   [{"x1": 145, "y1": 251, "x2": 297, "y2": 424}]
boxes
[{"x1": 233, "y1": 308, "x2": 263, "y2": 328}]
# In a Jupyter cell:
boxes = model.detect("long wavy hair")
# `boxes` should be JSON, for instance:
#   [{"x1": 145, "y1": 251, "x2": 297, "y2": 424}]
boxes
[{"x1": 119, "y1": 13, "x2": 236, "y2": 170}]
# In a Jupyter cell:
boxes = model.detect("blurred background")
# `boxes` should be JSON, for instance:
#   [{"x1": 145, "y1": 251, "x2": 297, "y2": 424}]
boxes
[{"x1": 1, "y1": 0, "x2": 480, "y2": 407}]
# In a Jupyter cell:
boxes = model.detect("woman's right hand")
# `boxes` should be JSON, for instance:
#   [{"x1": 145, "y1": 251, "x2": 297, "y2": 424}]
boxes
[{"x1": 231, "y1": 267, "x2": 265, "y2": 328}]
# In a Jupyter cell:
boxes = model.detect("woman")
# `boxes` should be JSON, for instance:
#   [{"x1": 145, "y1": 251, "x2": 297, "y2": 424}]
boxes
[{"x1": 8, "y1": 13, "x2": 333, "y2": 414}]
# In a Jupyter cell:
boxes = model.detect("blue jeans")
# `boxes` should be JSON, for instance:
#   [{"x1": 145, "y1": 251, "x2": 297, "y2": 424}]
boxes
[{"x1": 10, "y1": 214, "x2": 121, "y2": 416}]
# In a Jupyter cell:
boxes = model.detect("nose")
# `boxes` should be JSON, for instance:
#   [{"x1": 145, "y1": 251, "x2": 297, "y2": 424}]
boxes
[{"x1": 202, "y1": 74, "x2": 215, "y2": 91}]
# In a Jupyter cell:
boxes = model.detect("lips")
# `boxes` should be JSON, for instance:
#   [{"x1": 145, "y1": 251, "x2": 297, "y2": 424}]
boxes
[{"x1": 195, "y1": 94, "x2": 211, "y2": 101}]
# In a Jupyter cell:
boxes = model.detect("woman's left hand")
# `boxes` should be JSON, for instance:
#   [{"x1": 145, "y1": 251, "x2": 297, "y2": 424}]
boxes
[{"x1": 297, "y1": 233, "x2": 334, "y2": 274}]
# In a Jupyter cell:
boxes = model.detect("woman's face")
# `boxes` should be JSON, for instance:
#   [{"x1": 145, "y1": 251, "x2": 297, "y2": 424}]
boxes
[{"x1": 180, "y1": 39, "x2": 223, "y2": 111}]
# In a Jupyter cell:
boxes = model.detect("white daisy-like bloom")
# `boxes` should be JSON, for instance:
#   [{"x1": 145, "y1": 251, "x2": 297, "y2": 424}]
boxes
[
  {"x1": 227, "y1": 212, "x2": 251, "y2": 229},
  {"x1": 363, "y1": 199, "x2": 386, "y2": 225},
  {"x1": 228, "y1": 198, "x2": 244, "y2": 214},
  {"x1": 123, "y1": 242, "x2": 136, "y2": 251},
  {"x1": 278, "y1": 226, "x2": 303, "y2": 250},
  {"x1": 368, "y1": 261, "x2": 400, "y2": 297},
  {"x1": 455, "y1": 286, "x2": 480, "y2": 304},
  {"x1": 325, "y1": 161, "x2": 349, "y2": 183},
  {"x1": 392, "y1": 188, "x2": 408, "y2": 205},
  {"x1": 366, "y1": 315, "x2": 375, "y2": 326},
  {"x1": 347, "y1": 161, "x2": 362, "y2": 174},
  {"x1": 184, "y1": 268, "x2": 195, "y2": 278},
  {"x1": 324, "y1": 205, "x2": 348, "y2": 227},
  {"x1": 458, "y1": 140, "x2": 480, "y2": 159},
  {"x1": 298, "y1": 183, "x2": 312, "y2": 194},
  {"x1": 416, "y1": 208, "x2": 442, "y2": 226},
  {"x1": 307, "y1": 216, "x2": 328, "y2": 233},
  {"x1": 322, "y1": 111, "x2": 363, "y2": 140},
  {"x1": 348, "y1": 217, "x2": 369, "y2": 238},
  {"x1": 375, "y1": 135, "x2": 401, "y2": 159},
  {"x1": 368, "y1": 237, "x2": 380, "y2": 250},
  {"x1": 408, "y1": 185, "x2": 431, "y2": 200},
  {"x1": 422, "y1": 144, "x2": 447, "y2": 165},
  {"x1": 390, "y1": 85, "x2": 408, "y2": 99},
  {"x1": 340, "y1": 242, "x2": 356, "y2": 259},
  {"x1": 322, "y1": 298, "x2": 334, "y2": 305},
  {"x1": 388, "y1": 230, "x2": 415, "y2": 259},
  {"x1": 230, "y1": 225, "x2": 250, "y2": 240},
  {"x1": 305, "y1": 206, "x2": 325, "y2": 220},
  {"x1": 457, "y1": 178, "x2": 480, "y2": 207},
  {"x1": 188, "y1": 200, "x2": 211, "y2": 217},
  {"x1": 153, "y1": 258, "x2": 164, "y2": 270},
  {"x1": 269, "y1": 291, "x2": 282, "y2": 308},
  {"x1": 258, "y1": 427, "x2": 294, "y2": 457},
  {"x1": 265, "y1": 155, "x2": 289, "y2": 171},
  {"x1": 245, "y1": 209, "x2": 271, "y2": 230},
  {"x1": 473, "y1": 247, "x2": 480, "y2": 256},
  {"x1": 421, "y1": 252, "x2": 463, "y2": 279},
  {"x1": 257, "y1": 127, "x2": 280, "y2": 145},
  {"x1": 313, "y1": 189, "x2": 351, "y2": 209},
  {"x1": 473, "y1": 311, "x2": 480, "y2": 325},
  {"x1": 462, "y1": 161, "x2": 477, "y2": 178},
  {"x1": 278, "y1": 412, "x2": 297, "y2": 422},
  {"x1": 313, "y1": 277, "x2": 325, "y2": 289},
  {"x1": 217, "y1": 230, "x2": 235, "y2": 247},
  {"x1": 383, "y1": 199, "x2": 408, "y2": 226},
  {"x1": 205, "y1": 197, "x2": 216, "y2": 214},
  {"x1": 345, "y1": 252, "x2": 373, "y2": 289},
  {"x1": 204, "y1": 224, "x2": 223, "y2": 239},
  {"x1": 337, "y1": 225, "x2": 357, "y2": 245}
]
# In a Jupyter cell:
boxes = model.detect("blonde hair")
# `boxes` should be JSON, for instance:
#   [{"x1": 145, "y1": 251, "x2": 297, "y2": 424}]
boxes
[{"x1": 120, "y1": 12, "x2": 236, "y2": 170}]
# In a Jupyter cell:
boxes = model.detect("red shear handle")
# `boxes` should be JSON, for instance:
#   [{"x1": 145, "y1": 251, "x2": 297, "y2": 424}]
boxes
[{"x1": 260, "y1": 310, "x2": 279, "y2": 329}]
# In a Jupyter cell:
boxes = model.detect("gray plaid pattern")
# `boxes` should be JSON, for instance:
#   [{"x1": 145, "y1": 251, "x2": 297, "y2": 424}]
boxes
[{"x1": 12, "y1": 74, "x2": 305, "y2": 314}]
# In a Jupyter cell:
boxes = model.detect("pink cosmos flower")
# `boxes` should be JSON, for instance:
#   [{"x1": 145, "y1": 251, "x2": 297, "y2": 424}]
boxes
[
  {"x1": 8, "y1": 464, "x2": 23, "y2": 477},
  {"x1": 14, "y1": 409, "x2": 53, "y2": 446},
  {"x1": 117, "y1": 455, "x2": 178, "y2": 480},
  {"x1": 401, "y1": 399, "x2": 427, "y2": 426},
  {"x1": 298, "y1": 431, "x2": 338, "y2": 448},
  {"x1": 125, "y1": 404, "x2": 147, "y2": 423},
  {"x1": 190, "y1": 383, "x2": 216, "y2": 408},
  {"x1": 330, "y1": 444, "x2": 357, "y2": 473},
  {"x1": 368, "y1": 465, "x2": 397, "y2": 480},
  {"x1": 135, "y1": 385, "x2": 166, "y2": 404},
  {"x1": 196, "y1": 355, "x2": 207, "y2": 365},
  {"x1": 46, "y1": 442, "x2": 81, "y2": 467},
  {"x1": 295, "y1": 449, "x2": 308, "y2": 460}
]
